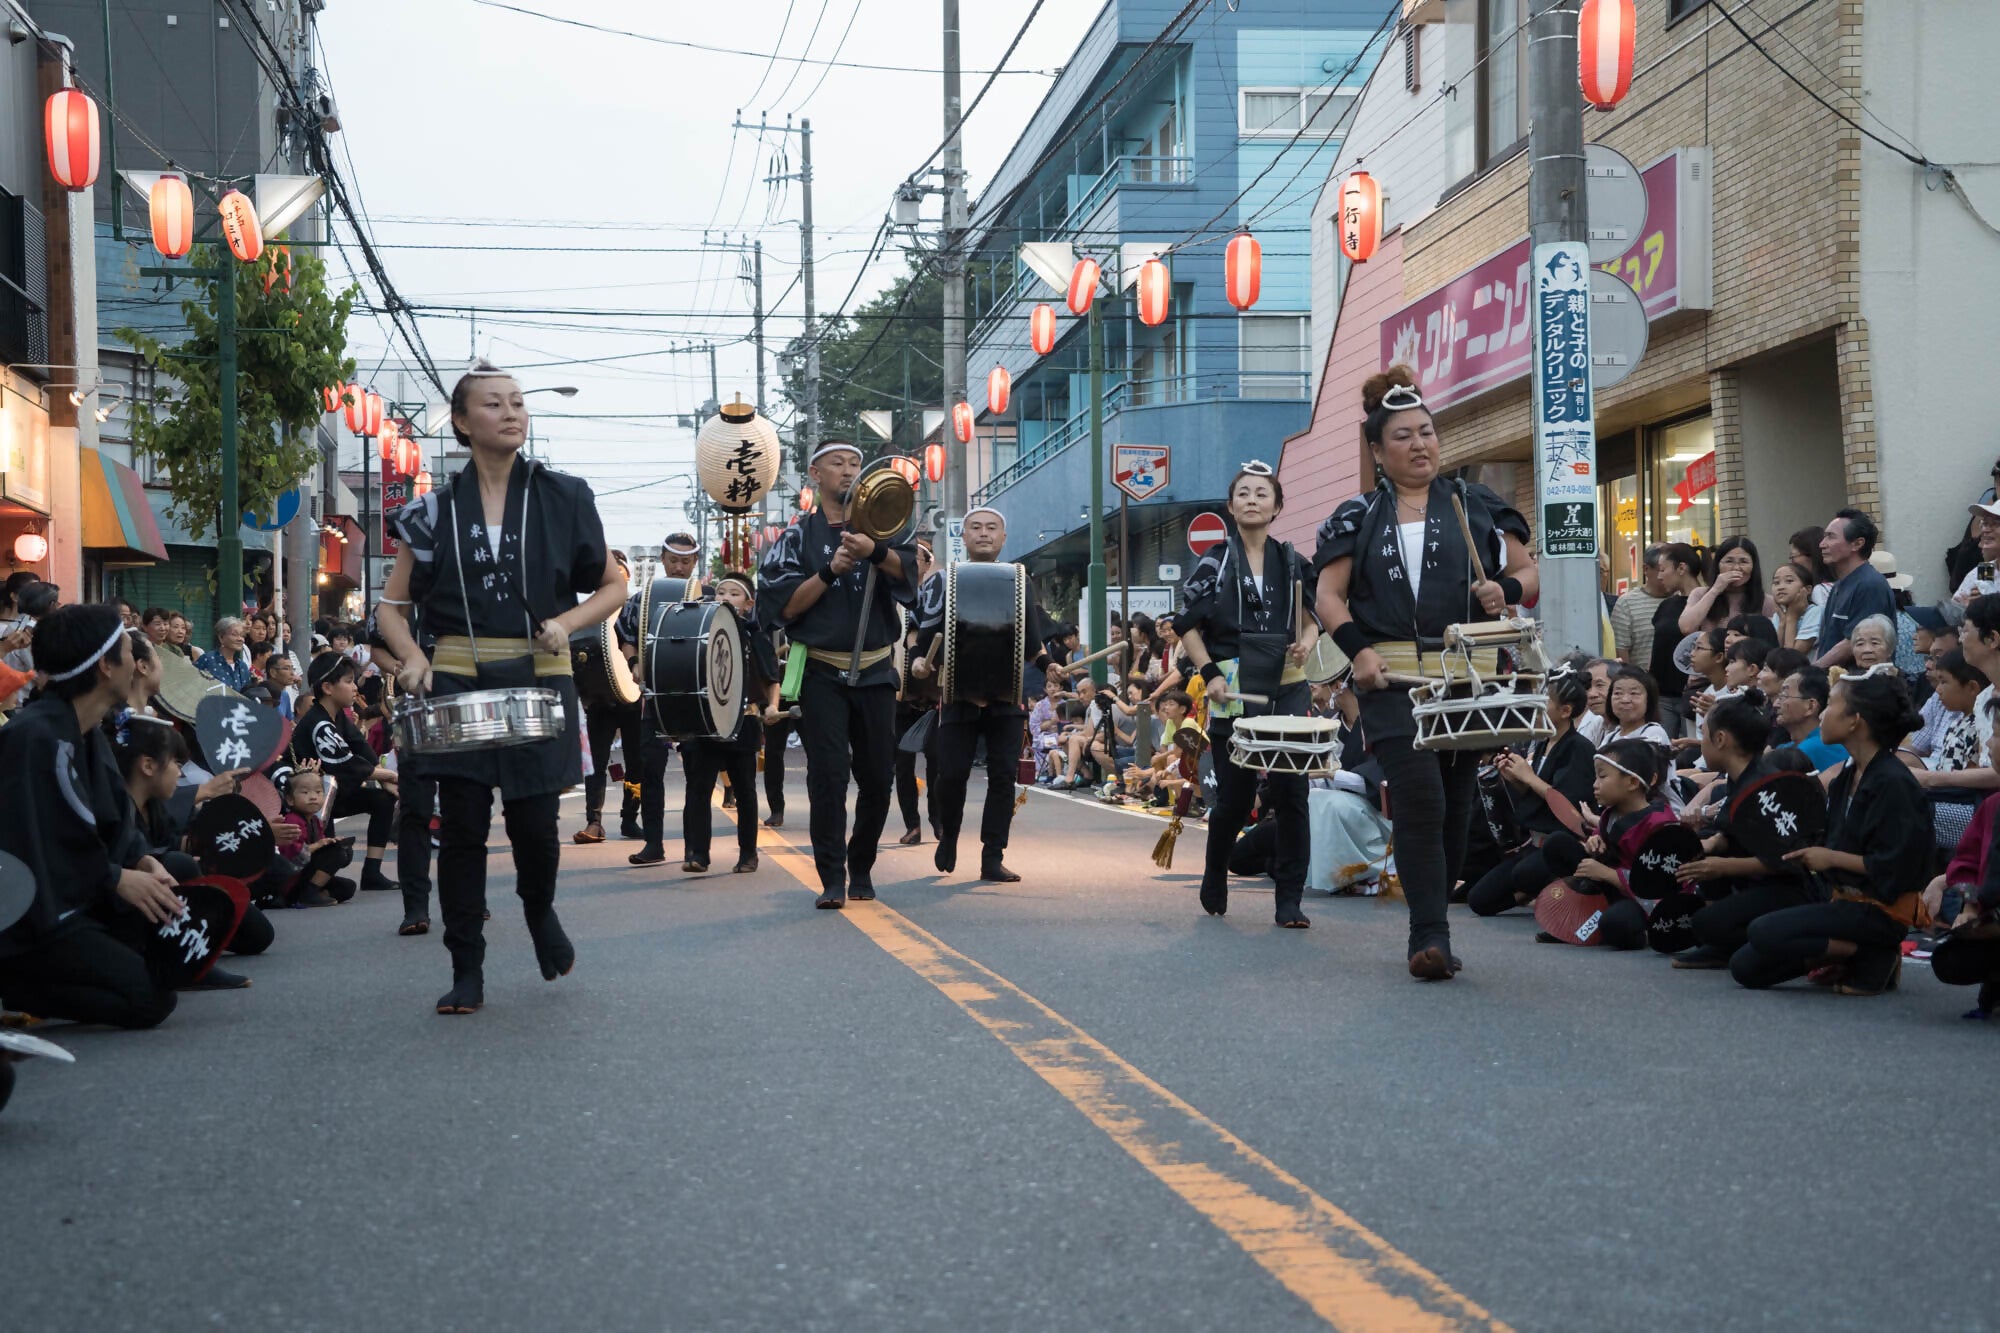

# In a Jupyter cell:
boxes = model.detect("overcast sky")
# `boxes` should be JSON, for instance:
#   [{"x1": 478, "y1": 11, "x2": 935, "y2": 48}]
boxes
[{"x1": 316, "y1": 0, "x2": 1100, "y2": 551}]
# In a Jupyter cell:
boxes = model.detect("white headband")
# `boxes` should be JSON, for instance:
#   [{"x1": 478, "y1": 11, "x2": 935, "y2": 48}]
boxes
[
  {"x1": 963, "y1": 506, "x2": 1005, "y2": 526},
  {"x1": 45, "y1": 622, "x2": 128, "y2": 683},
  {"x1": 810, "y1": 442, "x2": 862, "y2": 464},
  {"x1": 1592, "y1": 752, "x2": 1649, "y2": 785},
  {"x1": 662, "y1": 536, "x2": 699, "y2": 555}
]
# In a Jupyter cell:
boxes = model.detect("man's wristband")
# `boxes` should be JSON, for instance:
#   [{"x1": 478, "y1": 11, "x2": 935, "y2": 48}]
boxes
[
  {"x1": 816, "y1": 566, "x2": 838, "y2": 586},
  {"x1": 1199, "y1": 662, "x2": 1223, "y2": 684},
  {"x1": 1331, "y1": 622, "x2": 1369, "y2": 661},
  {"x1": 1497, "y1": 575, "x2": 1524, "y2": 604},
  {"x1": 867, "y1": 542, "x2": 889, "y2": 566}
]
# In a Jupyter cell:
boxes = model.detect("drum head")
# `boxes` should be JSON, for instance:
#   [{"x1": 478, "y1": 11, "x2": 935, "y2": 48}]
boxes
[
  {"x1": 1627, "y1": 824, "x2": 1704, "y2": 901},
  {"x1": 702, "y1": 603, "x2": 745, "y2": 738},
  {"x1": 1303, "y1": 635, "x2": 1350, "y2": 684},
  {"x1": 188, "y1": 793, "x2": 276, "y2": 879},
  {"x1": 1727, "y1": 771, "x2": 1829, "y2": 870},
  {"x1": 1533, "y1": 879, "x2": 1614, "y2": 946},
  {"x1": 1646, "y1": 889, "x2": 1704, "y2": 954}
]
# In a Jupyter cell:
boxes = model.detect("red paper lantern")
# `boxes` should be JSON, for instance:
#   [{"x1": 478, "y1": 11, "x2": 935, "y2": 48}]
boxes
[
  {"x1": 1224, "y1": 233, "x2": 1262, "y2": 311},
  {"x1": 924, "y1": 443, "x2": 946, "y2": 485},
  {"x1": 1030, "y1": 303, "x2": 1057, "y2": 355},
  {"x1": 888, "y1": 455, "x2": 920, "y2": 485},
  {"x1": 12, "y1": 532, "x2": 48, "y2": 564},
  {"x1": 1579, "y1": 0, "x2": 1636, "y2": 110},
  {"x1": 1338, "y1": 170, "x2": 1382, "y2": 264},
  {"x1": 363, "y1": 389, "x2": 384, "y2": 438},
  {"x1": 1066, "y1": 257, "x2": 1100, "y2": 316},
  {"x1": 321, "y1": 385, "x2": 340, "y2": 413},
  {"x1": 343, "y1": 382, "x2": 366, "y2": 433},
  {"x1": 1136, "y1": 258, "x2": 1170, "y2": 327},
  {"x1": 415, "y1": 470, "x2": 433, "y2": 498},
  {"x1": 987, "y1": 365, "x2": 1011, "y2": 416},
  {"x1": 378, "y1": 427, "x2": 395, "y2": 463},
  {"x1": 799, "y1": 486, "x2": 815, "y2": 512},
  {"x1": 218, "y1": 189, "x2": 264, "y2": 263},
  {"x1": 951, "y1": 400, "x2": 975, "y2": 444},
  {"x1": 149, "y1": 174, "x2": 194, "y2": 259},
  {"x1": 43, "y1": 90, "x2": 100, "y2": 191}
]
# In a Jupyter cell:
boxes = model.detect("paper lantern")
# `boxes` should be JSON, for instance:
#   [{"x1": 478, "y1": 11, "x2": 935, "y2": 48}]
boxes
[
  {"x1": 44, "y1": 90, "x2": 100, "y2": 191},
  {"x1": 1030, "y1": 303, "x2": 1057, "y2": 355},
  {"x1": 1338, "y1": 171, "x2": 1382, "y2": 264},
  {"x1": 414, "y1": 470, "x2": 433, "y2": 498},
  {"x1": 924, "y1": 442, "x2": 946, "y2": 485},
  {"x1": 218, "y1": 190, "x2": 265, "y2": 263},
  {"x1": 799, "y1": 486, "x2": 815, "y2": 512},
  {"x1": 1135, "y1": 258, "x2": 1171, "y2": 327},
  {"x1": 1066, "y1": 257, "x2": 1100, "y2": 316},
  {"x1": 378, "y1": 428, "x2": 395, "y2": 462},
  {"x1": 888, "y1": 455, "x2": 920, "y2": 486},
  {"x1": 343, "y1": 382, "x2": 366, "y2": 433},
  {"x1": 363, "y1": 389, "x2": 384, "y2": 438},
  {"x1": 1224, "y1": 233, "x2": 1262, "y2": 311},
  {"x1": 987, "y1": 365, "x2": 1011, "y2": 416},
  {"x1": 1579, "y1": 0, "x2": 1636, "y2": 110},
  {"x1": 951, "y1": 400, "x2": 975, "y2": 444},
  {"x1": 149, "y1": 174, "x2": 194, "y2": 259},
  {"x1": 696, "y1": 395, "x2": 782, "y2": 514},
  {"x1": 12, "y1": 532, "x2": 48, "y2": 563},
  {"x1": 321, "y1": 385, "x2": 340, "y2": 413}
]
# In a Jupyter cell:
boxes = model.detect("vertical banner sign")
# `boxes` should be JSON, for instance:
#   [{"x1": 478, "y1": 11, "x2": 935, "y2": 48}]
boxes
[
  {"x1": 1531, "y1": 242, "x2": 1598, "y2": 557},
  {"x1": 380, "y1": 470, "x2": 412, "y2": 557}
]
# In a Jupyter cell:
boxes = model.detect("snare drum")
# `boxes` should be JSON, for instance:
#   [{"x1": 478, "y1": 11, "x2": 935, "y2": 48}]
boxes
[
  {"x1": 645, "y1": 600, "x2": 745, "y2": 740},
  {"x1": 1226, "y1": 716, "x2": 1340, "y2": 776},
  {"x1": 394, "y1": 687, "x2": 566, "y2": 754}
]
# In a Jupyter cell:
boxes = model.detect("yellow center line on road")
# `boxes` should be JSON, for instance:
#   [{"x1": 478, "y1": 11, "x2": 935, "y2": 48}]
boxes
[{"x1": 734, "y1": 804, "x2": 1508, "y2": 1331}]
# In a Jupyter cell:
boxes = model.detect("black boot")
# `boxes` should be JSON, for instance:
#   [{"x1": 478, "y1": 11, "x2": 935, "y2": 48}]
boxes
[
  {"x1": 398, "y1": 885, "x2": 430, "y2": 936},
  {"x1": 628, "y1": 844, "x2": 666, "y2": 866},
  {"x1": 1198, "y1": 876, "x2": 1228, "y2": 917},
  {"x1": 934, "y1": 838, "x2": 957, "y2": 875},
  {"x1": 359, "y1": 861, "x2": 397, "y2": 893},
  {"x1": 436, "y1": 967, "x2": 483, "y2": 1015},
  {"x1": 526, "y1": 907, "x2": 575, "y2": 981},
  {"x1": 980, "y1": 854, "x2": 1021, "y2": 883},
  {"x1": 1275, "y1": 889, "x2": 1310, "y2": 929}
]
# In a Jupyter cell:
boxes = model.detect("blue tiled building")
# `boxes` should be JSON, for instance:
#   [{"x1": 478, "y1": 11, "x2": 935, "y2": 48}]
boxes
[{"x1": 965, "y1": 0, "x2": 1396, "y2": 605}]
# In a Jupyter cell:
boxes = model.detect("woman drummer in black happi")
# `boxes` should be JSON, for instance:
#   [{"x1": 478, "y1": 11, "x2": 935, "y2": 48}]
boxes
[
  {"x1": 375, "y1": 362, "x2": 626, "y2": 1017},
  {"x1": 1313, "y1": 365, "x2": 1538, "y2": 980}
]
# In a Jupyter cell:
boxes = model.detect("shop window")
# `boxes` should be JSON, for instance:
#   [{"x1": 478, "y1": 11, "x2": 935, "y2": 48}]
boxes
[
  {"x1": 1649, "y1": 414, "x2": 1718, "y2": 549},
  {"x1": 1239, "y1": 315, "x2": 1309, "y2": 400}
]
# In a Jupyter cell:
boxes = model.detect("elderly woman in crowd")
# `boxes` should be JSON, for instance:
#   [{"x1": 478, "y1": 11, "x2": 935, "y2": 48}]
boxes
[{"x1": 196, "y1": 617, "x2": 254, "y2": 692}]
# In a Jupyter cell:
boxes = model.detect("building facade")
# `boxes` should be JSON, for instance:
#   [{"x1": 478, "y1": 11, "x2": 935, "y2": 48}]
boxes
[
  {"x1": 1278, "y1": 0, "x2": 2000, "y2": 605},
  {"x1": 963, "y1": 0, "x2": 1398, "y2": 618}
]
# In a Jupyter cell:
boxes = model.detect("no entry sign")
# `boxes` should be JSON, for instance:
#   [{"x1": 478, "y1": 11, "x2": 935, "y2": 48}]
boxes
[{"x1": 1187, "y1": 511, "x2": 1227, "y2": 555}]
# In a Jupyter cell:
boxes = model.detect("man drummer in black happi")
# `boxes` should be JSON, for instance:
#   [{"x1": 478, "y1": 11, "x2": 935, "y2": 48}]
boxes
[
  {"x1": 909, "y1": 506, "x2": 1068, "y2": 882},
  {"x1": 376, "y1": 361, "x2": 625, "y2": 1017},
  {"x1": 756, "y1": 441, "x2": 918, "y2": 909}
]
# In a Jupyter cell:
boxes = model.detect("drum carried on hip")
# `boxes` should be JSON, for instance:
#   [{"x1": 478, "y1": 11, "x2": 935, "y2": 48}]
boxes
[
  {"x1": 1408, "y1": 619, "x2": 1554, "y2": 752},
  {"x1": 645, "y1": 599, "x2": 744, "y2": 740},
  {"x1": 394, "y1": 687, "x2": 567, "y2": 754},
  {"x1": 570, "y1": 620, "x2": 640, "y2": 711},
  {"x1": 941, "y1": 561, "x2": 1027, "y2": 706},
  {"x1": 1227, "y1": 716, "x2": 1340, "y2": 776}
]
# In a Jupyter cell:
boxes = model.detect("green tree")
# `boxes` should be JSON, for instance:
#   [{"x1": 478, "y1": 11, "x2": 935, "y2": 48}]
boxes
[
  {"x1": 780, "y1": 256, "x2": 949, "y2": 472},
  {"x1": 117, "y1": 242, "x2": 359, "y2": 539}
]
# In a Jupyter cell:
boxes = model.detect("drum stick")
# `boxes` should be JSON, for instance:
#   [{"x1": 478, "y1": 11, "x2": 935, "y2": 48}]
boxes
[
  {"x1": 1061, "y1": 642, "x2": 1125, "y2": 672},
  {"x1": 1451, "y1": 492, "x2": 1488, "y2": 585}
]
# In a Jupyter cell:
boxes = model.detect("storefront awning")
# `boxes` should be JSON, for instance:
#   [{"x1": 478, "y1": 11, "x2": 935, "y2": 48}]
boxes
[
  {"x1": 320, "y1": 515, "x2": 363, "y2": 590},
  {"x1": 80, "y1": 449, "x2": 169, "y2": 565}
]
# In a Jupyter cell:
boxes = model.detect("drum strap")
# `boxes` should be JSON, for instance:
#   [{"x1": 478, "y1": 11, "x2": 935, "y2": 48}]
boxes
[
  {"x1": 808, "y1": 645, "x2": 892, "y2": 671},
  {"x1": 433, "y1": 636, "x2": 573, "y2": 678},
  {"x1": 1368, "y1": 639, "x2": 1502, "y2": 679}
]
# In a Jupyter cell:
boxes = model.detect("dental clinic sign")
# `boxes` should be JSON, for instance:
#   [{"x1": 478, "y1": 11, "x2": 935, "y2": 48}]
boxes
[{"x1": 1532, "y1": 242, "x2": 1597, "y2": 558}]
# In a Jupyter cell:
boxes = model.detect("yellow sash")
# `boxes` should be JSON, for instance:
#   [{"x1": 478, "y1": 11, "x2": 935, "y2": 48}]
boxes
[
  {"x1": 432, "y1": 635, "x2": 573, "y2": 678},
  {"x1": 807, "y1": 645, "x2": 893, "y2": 671}
]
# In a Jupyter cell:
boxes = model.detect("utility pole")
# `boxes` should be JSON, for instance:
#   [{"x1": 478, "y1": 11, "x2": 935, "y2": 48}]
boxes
[
  {"x1": 1086, "y1": 295, "x2": 1107, "y2": 682},
  {"x1": 704, "y1": 233, "x2": 770, "y2": 410},
  {"x1": 741, "y1": 114, "x2": 819, "y2": 452},
  {"x1": 940, "y1": 0, "x2": 970, "y2": 529},
  {"x1": 1527, "y1": 0, "x2": 1597, "y2": 655},
  {"x1": 707, "y1": 342, "x2": 720, "y2": 414}
]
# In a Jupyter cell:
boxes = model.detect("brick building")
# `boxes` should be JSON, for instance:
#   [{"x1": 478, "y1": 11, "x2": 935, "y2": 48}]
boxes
[{"x1": 1276, "y1": 0, "x2": 2000, "y2": 602}]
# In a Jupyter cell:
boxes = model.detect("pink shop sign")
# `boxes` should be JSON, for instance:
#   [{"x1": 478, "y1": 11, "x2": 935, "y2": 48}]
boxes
[{"x1": 1380, "y1": 148, "x2": 1712, "y2": 411}]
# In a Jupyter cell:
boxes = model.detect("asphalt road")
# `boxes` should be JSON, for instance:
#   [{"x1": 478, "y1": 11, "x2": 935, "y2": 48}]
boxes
[{"x1": 6, "y1": 756, "x2": 1998, "y2": 1331}]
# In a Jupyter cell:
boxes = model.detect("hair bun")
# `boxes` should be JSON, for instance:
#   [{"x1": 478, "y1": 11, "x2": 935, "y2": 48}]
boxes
[{"x1": 1361, "y1": 363, "x2": 1421, "y2": 414}]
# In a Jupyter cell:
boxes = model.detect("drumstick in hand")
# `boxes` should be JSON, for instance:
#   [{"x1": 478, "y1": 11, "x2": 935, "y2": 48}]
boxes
[{"x1": 1451, "y1": 492, "x2": 1488, "y2": 585}]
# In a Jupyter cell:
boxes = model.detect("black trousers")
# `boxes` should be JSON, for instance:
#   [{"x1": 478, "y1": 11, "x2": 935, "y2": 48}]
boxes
[
  {"x1": 639, "y1": 720, "x2": 676, "y2": 846},
  {"x1": 1730, "y1": 900, "x2": 1907, "y2": 989},
  {"x1": 1466, "y1": 843, "x2": 1557, "y2": 917},
  {"x1": 584, "y1": 702, "x2": 643, "y2": 825},
  {"x1": 934, "y1": 708, "x2": 1024, "y2": 862},
  {"x1": 682, "y1": 736, "x2": 760, "y2": 864},
  {"x1": 396, "y1": 774, "x2": 437, "y2": 911},
  {"x1": 1204, "y1": 716, "x2": 1310, "y2": 910},
  {"x1": 1691, "y1": 878, "x2": 1818, "y2": 956},
  {"x1": 332, "y1": 782, "x2": 396, "y2": 851},
  {"x1": 797, "y1": 670, "x2": 897, "y2": 892},
  {"x1": 0, "y1": 915, "x2": 176, "y2": 1029},
  {"x1": 763, "y1": 716, "x2": 796, "y2": 818},
  {"x1": 1373, "y1": 737, "x2": 1482, "y2": 953},
  {"x1": 1932, "y1": 931, "x2": 2000, "y2": 990},
  {"x1": 895, "y1": 703, "x2": 937, "y2": 834},
  {"x1": 435, "y1": 778, "x2": 561, "y2": 975}
]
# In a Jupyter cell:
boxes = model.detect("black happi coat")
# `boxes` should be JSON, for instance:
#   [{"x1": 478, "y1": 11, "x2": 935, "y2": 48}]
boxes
[
  {"x1": 0, "y1": 695, "x2": 149, "y2": 957},
  {"x1": 389, "y1": 455, "x2": 609, "y2": 796},
  {"x1": 1822, "y1": 750, "x2": 1931, "y2": 905},
  {"x1": 911, "y1": 563, "x2": 1059, "y2": 720},
  {"x1": 1174, "y1": 529, "x2": 1313, "y2": 719},
  {"x1": 291, "y1": 699, "x2": 378, "y2": 789},
  {"x1": 755, "y1": 509, "x2": 917, "y2": 689},
  {"x1": 1311, "y1": 477, "x2": 1530, "y2": 740},
  {"x1": 1516, "y1": 727, "x2": 1596, "y2": 838}
]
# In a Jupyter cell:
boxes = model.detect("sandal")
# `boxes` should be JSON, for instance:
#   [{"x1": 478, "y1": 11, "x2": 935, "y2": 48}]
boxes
[
  {"x1": 898, "y1": 827, "x2": 922, "y2": 846},
  {"x1": 573, "y1": 823, "x2": 606, "y2": 845},
  {"x1": 397, "y1": 916, "x2": 430, "y2": 937}
]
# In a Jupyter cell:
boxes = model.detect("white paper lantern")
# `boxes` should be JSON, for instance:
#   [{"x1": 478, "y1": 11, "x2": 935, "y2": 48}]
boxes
[{"x1": 697, "y1": 395, "x2": 782, "y2": 514}]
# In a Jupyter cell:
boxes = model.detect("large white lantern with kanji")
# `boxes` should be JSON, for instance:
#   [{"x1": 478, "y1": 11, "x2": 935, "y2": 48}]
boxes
[{"x1": 696, "y1": 395, "x2": 782, "y2": 514}]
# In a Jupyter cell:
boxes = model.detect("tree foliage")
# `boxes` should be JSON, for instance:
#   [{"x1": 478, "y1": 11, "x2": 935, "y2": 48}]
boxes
[
  {"x1": 778, "y1": 256, "x2": 945, "y2": 474},
  {"x1": 117, "y1": 242, "x2": 359, "y2": 539}
]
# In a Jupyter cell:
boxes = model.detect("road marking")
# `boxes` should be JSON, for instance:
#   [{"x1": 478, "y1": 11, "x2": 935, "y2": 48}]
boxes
[{"x1": 753, "y1": 829, "x2": 1508, "y2": 1331}]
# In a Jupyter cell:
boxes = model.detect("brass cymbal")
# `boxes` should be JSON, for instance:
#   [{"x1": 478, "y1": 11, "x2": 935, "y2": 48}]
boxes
[{"x1": 849, "y1": 465, "x2": 915, "y2": 542}]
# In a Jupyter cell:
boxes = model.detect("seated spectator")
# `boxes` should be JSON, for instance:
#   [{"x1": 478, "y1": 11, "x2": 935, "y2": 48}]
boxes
[
  {"x1": 1723, "y1": 614, "x2": 1780, "y2": 649},
  {"x1": 1465, "y1": 668, "x2": 1598, "y2": 918},
  {"x1": 1769, "y1": 560, "x2": 1822, "y2": 657},
  {"x1": 1909, "y1": 651, "x2": 1989, "y2": 785},
  {"x1": 1846, "y1": 614, "x2": 1898, "y2": 679},
  {"x1": 274, "y1": 765, "x2": 357, "y2": 907},
  {"x1": 1756, "y1": 647, "x2": 1809, "y2": 699},
  {"x1": 290, "y1": 654, "x2": 399, "y2": 893},
  {"x1": 0, "y1": 604, "x2": 186, "y2": 1029},
  {"x1": 1126, "y1": 690, "x2": 1200, "y2": 803},
  {"x1": 1815, "y1": 508, "x2": 1896, "y2": 670},
  {"x1": 1788, "y1": 527, "x2": 1831, "y2": 603},
  {"x1": 1908, "y1": 599, "x2": 1964, "y2": 660},
  {"x1": 1772, "y1": 667, "x2": 1849, "y2": 772},
  {"x1": 140, "y1": 607, "x2": 171, "y2": 647},
  {"x1": 195, "y1": 616, "x2": 254, "y2": 692},
  {"x1": 164, "y1": 611, "x2": 196, "y2": 659},
  {"x1": 1954, "y1": 501, "x2": 2000, "y2": 604},
  {"x1": 1048, "y1": 676, "x2": 1117, "y2": 791},
  {"x1": 1668, "y1": 692, "x2": 1789, "y2": 968},
  {"x1": 1029, "y1": 675, "x2": 1065, "y2": 781}
]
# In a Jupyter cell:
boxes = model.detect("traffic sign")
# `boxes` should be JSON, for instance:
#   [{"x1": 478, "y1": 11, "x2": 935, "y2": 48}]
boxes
[
  {"x1": 1112, "y1": 443, "x2": 1170, "y2": 502},
  {"x1": 242, "y1": 486, "x2": 303, "y2": 532},
  {"x1": 1187, "y1": 511, "x2": 1227, "y2": 555}
]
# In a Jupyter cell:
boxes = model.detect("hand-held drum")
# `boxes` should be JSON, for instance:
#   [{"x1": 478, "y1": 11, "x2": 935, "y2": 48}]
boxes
[
  {"x1": 571, "y1": 620, "x2": 640, "y2": 710},
  {"x1": 1410, "y1": 619, "x2": 1554, "y2": 752},
  {"x1": 1226, "y1": 716, "x2": 1340, "y2": 776},
  {"x1": 394, "y1": 688, "x2": 566, "y2": 754},
  {"x1": 1301, "y1": 635, "x2": 1350, "y2": 685},
  {"x1": 646, "y1": 600, "x2": 745, "y2": 740},
  {"x1": 941, "y1": 562, "x2": 1027, "y2": 706}
]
